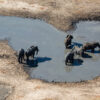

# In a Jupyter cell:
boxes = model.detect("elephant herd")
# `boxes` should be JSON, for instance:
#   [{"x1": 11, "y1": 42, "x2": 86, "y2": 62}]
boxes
[
  {"x1": 64, "y1": 35, "x2": 100, "y2": 65},
  {"x1": 18, "y1": 34, "x2": 100, "y2": 66},
  {"x1": 18, "y1": 46, "x2": 39, "y2": 63}
]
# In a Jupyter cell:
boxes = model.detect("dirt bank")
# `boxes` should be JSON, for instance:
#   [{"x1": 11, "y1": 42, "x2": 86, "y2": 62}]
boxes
[
  {"x1": 0, "y1": 0, "x2": 100, "y2": 31},
  {"x1": 0, "y1": 0, "x2": 100, "y2": 100}
]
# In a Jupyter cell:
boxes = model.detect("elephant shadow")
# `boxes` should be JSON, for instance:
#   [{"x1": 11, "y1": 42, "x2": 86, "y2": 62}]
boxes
[
  {"x1": 93, "y1": 50, "x2": 100, "y2": 53},
  {"x1": 37, "y1": 56, "x2": 52, "y2": 63},
  {"x1": 73, "y1": 59, "x2": 83, "y2": 66},
  {"x1": 69, "y1": 42, "x2": 83, "y2": 49},
  {"x1": 86, "y1": 50, "x2": 100, "y2": 54},
  {"x1": 82, "y1": 53, "x2": 92, "y2": 58},
  {"x1": 72, "y1": 42, "x2": 83, "y2": 47},
  {"x1": 26, "y1": 56, "x2": 52, "y2": 67},
  {"x1": 26, "y1": 59, "x2": 38, "y2": 67}
]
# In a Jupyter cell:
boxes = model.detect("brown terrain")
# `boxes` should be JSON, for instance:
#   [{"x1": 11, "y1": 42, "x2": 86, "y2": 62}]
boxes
[{"x1": 0, "y1": 0, "x2": 100, "y2": 100}]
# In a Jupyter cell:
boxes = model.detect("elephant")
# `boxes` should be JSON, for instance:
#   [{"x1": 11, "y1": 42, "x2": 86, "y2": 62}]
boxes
[
  {"x1": 72, "y1": 46, "x2": 84, "y2": 57},
  {"x1": 18, "y1": 48, "x2": 25, "y2": 63},
  {"x1": 65, "y1": 46, "x2": 84, "y2": 65},
  {"x1": 64, "y1": 35, "x2": 73, "y2": 49},
  {"x1": 25, "y1": 46, "x2": 39, "y2": 61},
  {"x1": 65, "y1": 50, "x2": 75, "y2": 65},
  {"x1": 82, "y1": 42, "x2": 100, "y2": 53}
]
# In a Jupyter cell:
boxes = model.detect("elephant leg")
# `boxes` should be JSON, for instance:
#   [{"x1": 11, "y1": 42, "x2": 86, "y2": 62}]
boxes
[
  {"x1": 81, "y1": 51, "x2": 84, "y2": 57},
  {"x1": 71, "y1": 59, "x2": 74, "y2": 63},
  {"x1": 22, "y1": 55, "x2": 25, "y2": 61},
  {"x1": 23, "y1": 55, "x2": 25, "y2": 61},
  {"x1": 20, "y1": 57, "x2": 22, "y2": 63},
  {"x1": 69, "y1": 58, "x2": 73, "y2": 64},
  {"x1": 69, "y1": 59, "x2": 72, "y2": 63},
  {"x1": 65, "y1": 44, "x2": 67, "y2": 49},
  {"x1": 26, "y1": 56, "x2": 29, "y2": 61},
  {"x1": 32, "y1": 54, "x2": 35, "y2": 60},
  {"x1": 69, "y1": 41, "x2": 71, "y2": 46},
  {"x1": 65, "y1": 61, "x2": 67, "y2": 65},
  {"x1": 65, "y1": 43, "x2": 69, "y2": 49},
  {"x1": 22, "y1": 56, "x2": 24, "y2": 62},
  {"x1": 65, "y1": 59, "x2": 68, "y2": 65}
]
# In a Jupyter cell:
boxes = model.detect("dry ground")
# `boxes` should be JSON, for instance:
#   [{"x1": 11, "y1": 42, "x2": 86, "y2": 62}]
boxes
[
  {"x1": 0, "y1": 0, "x2": 100, "y2": 31},
  {"x1": 0, "y1": 0, "x2": 100, "y2": 100}
]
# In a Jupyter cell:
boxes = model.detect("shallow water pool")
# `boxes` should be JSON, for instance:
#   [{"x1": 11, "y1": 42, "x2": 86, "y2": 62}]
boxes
[{"x1": 0, "y1": 16, "x2": 100, "y2": 82}]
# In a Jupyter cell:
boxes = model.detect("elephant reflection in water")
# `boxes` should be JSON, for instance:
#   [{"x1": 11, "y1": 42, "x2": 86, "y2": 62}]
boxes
[{"x1": 65, "y1": 66, "x2": 73, "y2": 72}]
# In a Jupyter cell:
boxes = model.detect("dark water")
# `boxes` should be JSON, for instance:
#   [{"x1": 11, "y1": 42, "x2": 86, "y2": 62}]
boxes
[{"x1": 0, "y1": 16, "x2": 100, "y2": 82}]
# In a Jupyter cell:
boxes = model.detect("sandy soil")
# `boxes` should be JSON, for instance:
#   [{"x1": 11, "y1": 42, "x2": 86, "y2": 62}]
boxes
[
  {"x1": 0, "y1": 83, "x2": 12, "y2": 100},
  {"x1": 0, "y1": 0, "x2": 100, "y2": 100}
]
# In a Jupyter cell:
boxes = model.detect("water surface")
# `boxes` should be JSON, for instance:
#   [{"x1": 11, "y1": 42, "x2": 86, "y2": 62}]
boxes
[{"x1": 0, "y1": 16, "x2": 100, "y2": 82}]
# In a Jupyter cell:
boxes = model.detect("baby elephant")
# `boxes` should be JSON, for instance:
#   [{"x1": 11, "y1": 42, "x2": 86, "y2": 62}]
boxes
[
  {"x1": 65, "y1": 51, "x2": 75, "y2": 65},
  {"x1": 64, "y1": 35, "x2": 73, "y2": 49},
  {"x1": 82, "y1": 42, "x2": 100, "y2": 53},
  {"x1": 18, "y1": 48, "x2": 25, "y2": 63},
  {"x1": 73, "y1": 46, "x2": 84, "y2": 57}
]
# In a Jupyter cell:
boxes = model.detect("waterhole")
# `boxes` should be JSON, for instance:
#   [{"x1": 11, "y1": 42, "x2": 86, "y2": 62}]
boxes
[{"x1": 0, "y1": 16, "x2": 100, "y2": 82}]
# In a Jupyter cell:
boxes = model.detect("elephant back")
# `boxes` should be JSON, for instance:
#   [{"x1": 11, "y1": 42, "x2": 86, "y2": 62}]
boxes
[{"x1": 19, "y1": 48, "x2": 25, "y2": 56}]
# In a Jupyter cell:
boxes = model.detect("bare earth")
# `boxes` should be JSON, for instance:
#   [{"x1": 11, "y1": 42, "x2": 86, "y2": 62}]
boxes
[{"x1": 0, "y1": 0, "x2": 100, "y2": 100}]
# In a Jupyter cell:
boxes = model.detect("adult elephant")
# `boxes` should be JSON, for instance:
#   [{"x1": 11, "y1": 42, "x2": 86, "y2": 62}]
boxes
[
  {"x1": 25, "y1": 46, "x2": 39, "y2": 61},
  {"x1": 18, "y1": 48, "x2": 25, "y2": 63},
  {"x1": 82, "y1": 42, "x2": 100, "y2": 52},
  {"x1": 73, "y1": 46, "x2": 84, "y2": 57},
  {"x1": 65, "y1": 50, "x2": 75, "y2": 65},
  {"x1": 64, "y1": 35, "x2": 73, "y2": 49}
]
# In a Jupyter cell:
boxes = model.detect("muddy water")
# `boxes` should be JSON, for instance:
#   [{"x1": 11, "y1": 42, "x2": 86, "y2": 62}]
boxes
[{"x1": 0, "y1": 16, "x2": 100, "y2": 82}]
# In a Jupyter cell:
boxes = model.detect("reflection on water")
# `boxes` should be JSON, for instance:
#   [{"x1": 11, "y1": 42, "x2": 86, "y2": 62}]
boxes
[
  {"x1": 65, "y1": 66, "x2": 73, "y2": 72},
  {"x1": 0, "y1": 16, "x2": 100, "y2": 82}
]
